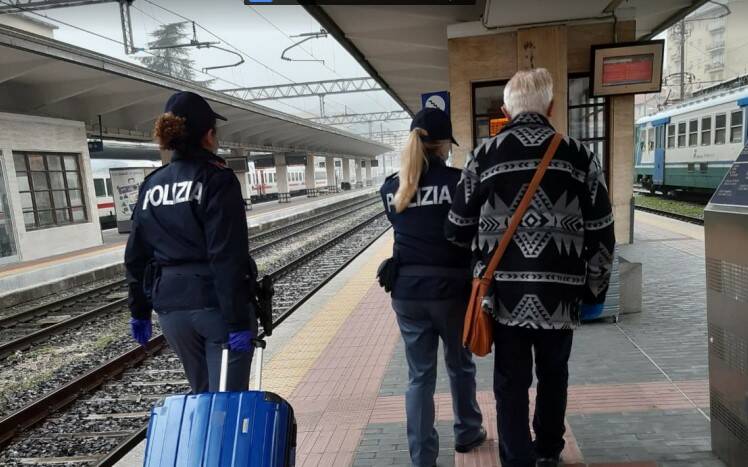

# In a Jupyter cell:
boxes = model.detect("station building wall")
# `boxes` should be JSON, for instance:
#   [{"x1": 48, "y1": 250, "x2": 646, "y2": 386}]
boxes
[
  {"x1": 0, "y1": 112, "x2": 102, "y2": 262},
  {"x1": 448, "y1": 21, "x2": 635, "y2": 243}
]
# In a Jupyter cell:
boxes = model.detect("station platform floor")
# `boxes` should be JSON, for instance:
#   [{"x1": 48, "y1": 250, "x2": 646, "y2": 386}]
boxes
[
  {"x1": 0, "y1": 188, "x2": 374, "y2": 299},
  {"x1": 116, "y1": 209, "x2": 720, "y2": 467}
]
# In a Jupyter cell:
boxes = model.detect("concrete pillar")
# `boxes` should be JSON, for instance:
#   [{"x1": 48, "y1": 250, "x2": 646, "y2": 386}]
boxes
[
  {"x1": 609, "y1": 20, "x2": 636, "y2": 244},
  {"x1": 365, "y1": 159, "x2": 373, "y2": 186},
  {"x1": 230, "y1": 148, "x2": 250, "y2": 205},
  {"x1": 354, "y1": 159, "x2": 363, "y2": 188},
  {"x1": 342, "y1": 158, "x2": 351, "y2": 189},
  {"x1": 305, "y1": 153, "x2": 317, "y2": 197},
  {"x1": 325, "y1": 156, "x2": 337, "y2": 192},
  {"x1": 516, "y1": 25, "x2": 568, "y2": 133},
  {"x1": 273, "y1": 153, "x2": 290, "y2": 203}
]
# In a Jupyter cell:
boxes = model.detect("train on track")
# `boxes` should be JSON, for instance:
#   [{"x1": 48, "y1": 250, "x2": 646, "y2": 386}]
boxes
[
  {"x1": 92, "y1": 158, "x2": 333, "y2": 228},
  {"x1": 634, "y1": 85, "x2": 747, "y2": 194}
]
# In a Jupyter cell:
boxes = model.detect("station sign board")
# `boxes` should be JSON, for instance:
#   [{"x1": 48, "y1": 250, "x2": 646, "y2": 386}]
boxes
[
  {"x1": 591, "y1": 40, "x2": 664, "y2": 97},
  {"x1": 421, "y1": 91, "x2": 450, "y2": 116},
  {"x1": 110, "y1": 167, "x2": 156, "y2": 233},
  {"x1": 710, "y1": 146, "x2": 748, "y2": 207}
]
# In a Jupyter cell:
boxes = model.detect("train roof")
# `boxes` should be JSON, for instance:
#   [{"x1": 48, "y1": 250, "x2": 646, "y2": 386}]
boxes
[{"x1": 636, "y1": 86, "x2": 748, "y2": 125}]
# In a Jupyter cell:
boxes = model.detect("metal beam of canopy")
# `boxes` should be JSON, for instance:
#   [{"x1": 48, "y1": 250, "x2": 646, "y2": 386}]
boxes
[
  {"x1": 310, "y1": 110, "x2": 409, "y2": 125},
  {"x1": 219, "y1": 77, "x2": 381, "y2": 101},
  {"x1": 0, "y1": 26, "x2": 391, "y2": 159}
]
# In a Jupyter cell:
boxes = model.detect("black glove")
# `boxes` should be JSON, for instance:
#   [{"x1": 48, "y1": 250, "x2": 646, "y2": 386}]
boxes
[{"x1": 376, "y1": 257, "x2": 398, "y2": 293}]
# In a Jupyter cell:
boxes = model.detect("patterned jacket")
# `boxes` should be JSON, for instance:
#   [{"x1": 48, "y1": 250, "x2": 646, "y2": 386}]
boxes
[{"x1": 445, "y1": 112, "x2": 615, "y2": 330}]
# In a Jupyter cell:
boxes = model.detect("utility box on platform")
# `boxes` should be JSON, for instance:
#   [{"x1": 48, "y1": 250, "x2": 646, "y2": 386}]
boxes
[{"x1": 704, "y1": 145, "x2": 748, "y2": 466}]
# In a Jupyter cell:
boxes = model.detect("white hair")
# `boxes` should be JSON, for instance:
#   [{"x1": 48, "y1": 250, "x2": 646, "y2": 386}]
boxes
[{"x1": 503, "y1": 68, "x2": 554, "y2": 117}]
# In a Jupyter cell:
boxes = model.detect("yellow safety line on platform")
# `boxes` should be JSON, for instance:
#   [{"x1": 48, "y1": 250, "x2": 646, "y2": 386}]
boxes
[
  {"x1": 259, "y1": 236, "x2": 392, "y2": 398},
  {"x1": 0, "y1": 243, "x2": 125, "y2": 278}
]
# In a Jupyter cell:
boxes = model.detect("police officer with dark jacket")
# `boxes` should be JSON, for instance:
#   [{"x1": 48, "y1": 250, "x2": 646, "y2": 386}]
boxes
[
  {"x1": 380, "y1": 108, "x2": 485, "y2": 467},
  {"x1": 125, "y1": 91, "x2": 257, "y2": 393}
]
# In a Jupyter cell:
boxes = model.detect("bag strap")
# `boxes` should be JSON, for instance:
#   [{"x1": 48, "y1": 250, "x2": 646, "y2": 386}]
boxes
[{"x1": 481, "y1": 133, "x2": 563, "y2": 282}]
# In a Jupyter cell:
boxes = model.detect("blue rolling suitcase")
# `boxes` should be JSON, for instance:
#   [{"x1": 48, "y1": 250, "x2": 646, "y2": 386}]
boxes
[{"x1": 143, "y1": 340, "x2": 297, "y2": 466}]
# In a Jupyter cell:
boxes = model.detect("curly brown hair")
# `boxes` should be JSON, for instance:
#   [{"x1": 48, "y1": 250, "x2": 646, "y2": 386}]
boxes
[{"x1": 153, "y1": 112, "x2": 188, "y2": 150}]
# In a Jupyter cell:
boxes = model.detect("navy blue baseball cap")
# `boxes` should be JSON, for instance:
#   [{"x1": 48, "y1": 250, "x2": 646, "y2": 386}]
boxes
[
  {"x1": 164, "y1": 91, "x2": 227, "y2": 137},
  {"x1": 410, "y1": 107, "x2": 458, "y2": 146}
]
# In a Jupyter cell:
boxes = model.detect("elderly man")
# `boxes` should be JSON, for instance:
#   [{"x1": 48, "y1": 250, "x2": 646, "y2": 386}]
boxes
[{"x1": 445, "y1": 68, "x2": 615, "y2": 467}]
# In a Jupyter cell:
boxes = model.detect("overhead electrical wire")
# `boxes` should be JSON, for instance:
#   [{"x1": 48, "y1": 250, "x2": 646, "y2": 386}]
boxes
[
  {"x1": 141, "y1": 0, "x2": 359, "y2": 118},
  {"x1": 245, "y1": 4, "x2": 393, "y2": 116}
]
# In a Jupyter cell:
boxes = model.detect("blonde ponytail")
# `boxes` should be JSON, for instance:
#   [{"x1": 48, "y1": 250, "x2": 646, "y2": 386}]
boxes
[{"x1": 393, "y1": 128, "x2": 429, "y2": 213}]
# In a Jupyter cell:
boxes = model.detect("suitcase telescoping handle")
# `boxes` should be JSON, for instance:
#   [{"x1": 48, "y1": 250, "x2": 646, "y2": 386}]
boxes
[{"x1": 219, "y1": 338, "x2": 267, "y2": 392}]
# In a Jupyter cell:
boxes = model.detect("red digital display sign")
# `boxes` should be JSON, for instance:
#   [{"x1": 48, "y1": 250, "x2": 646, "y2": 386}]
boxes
[{"x1": 602, "y1": 54, "x2": 654, "y2": 87}]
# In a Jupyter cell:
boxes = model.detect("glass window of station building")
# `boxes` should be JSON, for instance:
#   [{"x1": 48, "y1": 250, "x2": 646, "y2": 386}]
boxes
[
  {"x1": 472, "y1": 75, "x2": 609, "y2": 182},
  {"x1": 568, "y1": 75, "x2": 609, "y2": 181}
]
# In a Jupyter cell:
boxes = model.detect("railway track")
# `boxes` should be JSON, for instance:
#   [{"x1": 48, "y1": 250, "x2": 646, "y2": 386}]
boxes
[
  {"x1": 0, "y1": 207, "x2": 389, "y2": 466},
  {"x1": 0, "y1": 195, "x2": 379, "y2": 360}
]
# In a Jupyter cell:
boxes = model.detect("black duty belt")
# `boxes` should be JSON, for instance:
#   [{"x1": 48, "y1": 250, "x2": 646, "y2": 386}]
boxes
[
  {"x1": 160, "y1": 262, "x2": 212, "y2": 275},
  {"x1": 398, "y1": 265, "x2": 470, "y2": 278}
]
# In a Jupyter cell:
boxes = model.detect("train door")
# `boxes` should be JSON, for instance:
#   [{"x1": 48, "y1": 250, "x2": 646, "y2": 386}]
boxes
[{"x1": 653, "y1": 125, "x2": 666, "y2": 186}]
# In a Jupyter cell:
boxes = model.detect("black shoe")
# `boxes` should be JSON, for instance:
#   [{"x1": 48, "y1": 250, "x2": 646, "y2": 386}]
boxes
[
  {"x1": 536, "y1": 457, "x2": 561, "y2": 467},
  {"x1": 455, "y1": 427, "x2": 487, "y2": 453}
]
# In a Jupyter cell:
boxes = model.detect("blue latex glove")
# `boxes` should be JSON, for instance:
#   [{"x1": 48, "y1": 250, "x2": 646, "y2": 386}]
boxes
[
  {"x1": 228, "y1": 330, "x2": 255, "y2": 353},
  {"x1": 580, "y1": 303, "x2": 605, "y2": 321},
  {"x1": 130, "y1": 318, "x2": 152, "y2": 346}
]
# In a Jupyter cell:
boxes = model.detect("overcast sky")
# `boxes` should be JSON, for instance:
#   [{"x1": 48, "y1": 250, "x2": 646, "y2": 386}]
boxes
[{"x1": 27, "y1": 0, "x2": 408, "y2": 138}]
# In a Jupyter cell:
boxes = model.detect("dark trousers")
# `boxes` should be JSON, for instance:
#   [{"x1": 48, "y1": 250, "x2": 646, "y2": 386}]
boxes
[
  {"x1": 157, "y1": 308, "x2": 253, "y2": 393},
  {"x1": 392, "y1": 298, "x2": 483, "y2": 467},
  {"x1": 493, "y1": 323, "x2": 573, "y2": 467}
]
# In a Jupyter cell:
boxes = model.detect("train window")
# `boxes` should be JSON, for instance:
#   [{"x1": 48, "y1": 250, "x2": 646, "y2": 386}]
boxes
[
  {"x1": 700, "y1": 162, "x2": 708, "y2": 172},
  {"x1": 687, "y1": 163, "x2": 695, "y2": 172},
  {"x1": 667, "y1": 124, "x2": 675, "y2": 148},
  {"x1": 14, "y1": 151, "x2": 87, "y2": 230},
  {"x1": 688, "y1": 120, "x2": 698, "y2": 147},
  {"x1": 93, "y1": 178, "x2": 106, "y2": 197},
  {"x1": 677, "y1": 122, "x2": 686, "y2": 147},
  {"x1": 105, "y1": 178, "x2": 112, "y2": 196},
  {"x1": 715, "y1": 113, "x2": 726, "y2": 144},
  {"x1": 700, "y1": 117, "x2": 712, "y2": 146},
  {"x1": 646, "y1": 128, "x2": 654, "y2": 151},
  {"x1": 730, "y1": 110, "x2": 743, "y2": 143}
]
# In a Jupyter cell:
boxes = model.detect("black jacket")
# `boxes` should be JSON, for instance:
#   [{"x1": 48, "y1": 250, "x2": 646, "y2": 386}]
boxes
[
  {"x1": 445, "y1": 112, "x2": 615, "y2": 330},
  {"x1": 380, "y1": 154, "x2": 471, "y2": 300},
  {"x1": 124, "y1": 147, "x2": 256, "y2": 333}
]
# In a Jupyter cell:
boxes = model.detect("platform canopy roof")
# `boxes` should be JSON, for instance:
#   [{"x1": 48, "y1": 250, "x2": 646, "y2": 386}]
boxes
[
  {"x1": 304, "y1": 0, "x2": 709, "y2": 115},
  {"x1": 0, "y1": 26, "x2": 390, "y2": 159}
]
